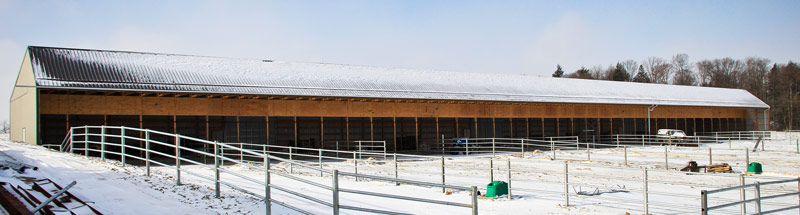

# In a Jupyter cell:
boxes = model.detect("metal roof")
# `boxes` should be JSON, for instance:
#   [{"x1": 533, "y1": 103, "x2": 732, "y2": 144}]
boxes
[{"x1": 25, "y1": 46, "x2": 769, "y2": 108}]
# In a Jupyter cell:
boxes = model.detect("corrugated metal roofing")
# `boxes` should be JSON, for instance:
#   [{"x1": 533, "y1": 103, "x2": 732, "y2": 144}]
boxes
[{"x1": 26, "y1": 46, "x2": 769, "y2": 108}]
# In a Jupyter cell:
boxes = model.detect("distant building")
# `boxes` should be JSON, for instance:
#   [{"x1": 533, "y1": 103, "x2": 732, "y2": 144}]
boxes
[{"x1": 10, "y1": 46, "x2": 769, "y2": 152}]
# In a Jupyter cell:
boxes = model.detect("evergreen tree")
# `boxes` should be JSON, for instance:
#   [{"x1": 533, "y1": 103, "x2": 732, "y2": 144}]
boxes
[
  {"x1": 632, "y1": 65, "x2": 651, "y2": 83},
  {"x1": 610, "y1": 62, "x2": 631, "y2": 81},
  {"x1": 552, "y1": 64, "x2": 564, "y2": 77}
]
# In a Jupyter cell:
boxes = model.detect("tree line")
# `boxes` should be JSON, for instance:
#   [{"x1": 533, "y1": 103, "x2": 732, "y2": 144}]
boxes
[{"x1": 552, "y1": 54, "x2": 800, "y2": 130}]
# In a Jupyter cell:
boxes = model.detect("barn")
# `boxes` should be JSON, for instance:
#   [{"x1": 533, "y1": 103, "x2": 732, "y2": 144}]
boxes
[{"x1": 10, "y1": 46, "x2": 769, "y2": 152}]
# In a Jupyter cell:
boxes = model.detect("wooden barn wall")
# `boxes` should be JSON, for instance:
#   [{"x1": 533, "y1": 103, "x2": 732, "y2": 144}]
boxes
[{"x1": 39, "y1": 94, "x2": 747, "y2": 119}]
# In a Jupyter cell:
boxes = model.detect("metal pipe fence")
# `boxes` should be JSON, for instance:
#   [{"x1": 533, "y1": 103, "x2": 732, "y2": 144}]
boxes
[
  {"x1": 61, "y1": 125, "x2": 478, "y2": 215},
  {"x1": 52, "y1": 126, "x2": 800, "y2": 215},
  {"x1": 702, "y1": 177, "x2": 800, "y2": 215}
]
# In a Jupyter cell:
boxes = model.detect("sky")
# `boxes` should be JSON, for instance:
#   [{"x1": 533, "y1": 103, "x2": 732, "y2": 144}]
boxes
[{"x1": 1, "y1": 0, "x2": 799, "y2": 122}]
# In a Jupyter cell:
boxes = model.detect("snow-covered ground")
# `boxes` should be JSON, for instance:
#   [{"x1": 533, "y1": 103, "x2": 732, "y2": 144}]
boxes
[{"x1": 0, "y1": 135, "x2": 798, "y2": 215}]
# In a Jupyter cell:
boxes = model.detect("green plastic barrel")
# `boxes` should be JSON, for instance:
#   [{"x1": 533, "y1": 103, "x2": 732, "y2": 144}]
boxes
[
  {"x1": 747, "y1": 162, "x2": 763, "y2": 174},
  {"x1": 485, "y1": 181, "x2": 508, "y2": 197}
]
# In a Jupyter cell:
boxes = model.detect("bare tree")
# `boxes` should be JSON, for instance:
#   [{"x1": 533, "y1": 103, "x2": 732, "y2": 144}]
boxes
[
  {"x1": 1, "y1": 120, "x2": 7, "y2": 134},
  {"x1": 741, "y1": 57, "x2": 770, "y2": 100},
  {"x1": 590, "y1": 65, "x2": 604, "y2": 80},
  {"x1": 621, "y1": 60, "x2": 638, "y2": 81},
  {"x1": 671, "y1": 53, "x2": 696, "y2": 85},
  {"x1": 644, "y1": 57, "x2": 672, "y2": 84}
]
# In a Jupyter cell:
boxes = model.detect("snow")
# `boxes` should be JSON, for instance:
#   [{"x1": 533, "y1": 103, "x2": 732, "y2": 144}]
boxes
[
  {"x1": 1, "y1": 134, "x2": 798, "y2": 214},
  {"x1": 29, "y1": 46, "x2": 768, "y2": 108}
]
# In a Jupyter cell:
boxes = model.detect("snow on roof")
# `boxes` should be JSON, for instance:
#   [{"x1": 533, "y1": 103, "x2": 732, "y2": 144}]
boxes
[{"x1": 26, "y1": 46, "x2": 769, "y2": 108}]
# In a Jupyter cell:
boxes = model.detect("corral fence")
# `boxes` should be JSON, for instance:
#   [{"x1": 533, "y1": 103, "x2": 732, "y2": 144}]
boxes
[
  {"x1": 56, "y1": 126, "x2": 479, "y2": 215},
  {"x1": 701, "y1": 177, "x2": 800, "y2": 215}
]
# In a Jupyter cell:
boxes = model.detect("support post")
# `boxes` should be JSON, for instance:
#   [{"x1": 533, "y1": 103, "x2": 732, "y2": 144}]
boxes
[
  {"x1": 214, "y1": 141, "x2": 220, "y2": 198},
  {"x1": 441, "y1": 156, "x2": 446, "y2": 193},
  {"x1": 264, "y1": 155, "x2": 271, "y2": 215},
  {"x1": 353, "y1": 152, "x2": 358, "y2": 181},
  {"x1": 507, "y1": 159, "x2": 512, "y2": 200},
  {"x1": 708, "y1": 148, "x2": 712, "y2": 165},
  {"x1": 642, "y1": 135, "x2": 645, "y2": 146},
  {"x1": 740, "y1": 174, "x2": 746, "y2": 215},
  {"x1": 332, "y1": 170, "x2": 340, "y2": 215},
  {"x1": 121, "y1": 127, "x2": 126, "y2": 167},
  {"x1": 319, "y1": 148, "x2": 323, "y2": 177},
  {"x1": 624, "y1": 146, "x2": 628, "y2": 166},
  {"x1": 664, "y1": 147, "x2": 669, "y2": 170},
  {"x1": 289, "y1": 148, "x2": 293, "y2": 174},
  {"x1": 564, "y1": 161, "x2": 569, "y2": 207},
  {"x1": 70, "y1": 128, "x2": 75, "y2": 154},
  {"x1": 754, "y1": 181, "x2": 761, "y2": 214},
  {"x1": 394, "y1": 153, "x2": 399, "y2": 186},
  {"x1": 84, "y1": 127, "x2": 89, "y2": 158},
  {"x1": 550, "y1": 138, "x2": 556, "y2": 160},
  {"x1": 471, "y1": 186, "x2": 478, "y2": 215},
  {"x1": 489, "y1": 159, "x2": 494, "y2": 182},
  {"x1": 643, "y1": 168, "x2": 649, "y2": 215},
  {"x1": 100, "y1": 126, "x2": 105, "y2": 160},
  {"x1": 746, "y1": 149, "x2": 750, "y2": 167},
  {"x1": 492, "y1": 138, "x2": 496, "y2": 158},
  {"x1": 176, "y1": 136, "x2": 181, "y2": 186},
  {"x1": 587, "y1": 144, "x2": 591, "y2": 161},
  {"x1": 701, "y1": 190, "x2": 708, "y2": 215},
  {"x1": 145, "y1": 129, "x2": 150, "y2": 177}
]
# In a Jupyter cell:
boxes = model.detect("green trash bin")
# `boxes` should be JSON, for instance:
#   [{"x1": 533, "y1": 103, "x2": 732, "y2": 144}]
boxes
[
  {"x1": 748, "y1": 162, "x2": 763, "y2": 174},
  {"x1": 485, "y1": 181, "x2": 508, "y2": 197}
]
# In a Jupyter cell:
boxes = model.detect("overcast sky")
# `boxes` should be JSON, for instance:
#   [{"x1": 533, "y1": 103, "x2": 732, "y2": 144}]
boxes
[{"x1": 1, "y1": 0, "x2": 799, "y2": 122}]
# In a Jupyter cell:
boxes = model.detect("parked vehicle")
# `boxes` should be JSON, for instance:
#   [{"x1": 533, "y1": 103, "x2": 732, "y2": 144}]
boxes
[{"x1": 656, "y1": 129, "x2": 688, "y2": 145}]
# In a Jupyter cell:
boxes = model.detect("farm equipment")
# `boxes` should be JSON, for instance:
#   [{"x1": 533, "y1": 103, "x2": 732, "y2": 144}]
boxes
[{"x1": 680, "y1": 161, "x2": 733, "y2": 173}]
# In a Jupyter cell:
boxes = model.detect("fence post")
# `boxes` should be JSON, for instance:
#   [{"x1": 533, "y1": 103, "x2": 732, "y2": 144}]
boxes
[
  {"x1": 100, "y1": 126, "x2": 105, "y2": 160},
  {"x1": 616, "y1": 135, "x2": 619, "y2": 148},
  {"x1": 489, "y1": 159, "x2": 494, "y2": 182},
  {"x1": 441, "y1": 156, "x2": 446, "y2": 193},
  {"x1": 740, "y1": 174, "x2": 746, "y2": 215},
  {"x1": 289, "y1": 148, "x2": 293, "y2": 174},
  {"x1": 700, "y1": 190, "x2": 708, "y2": 215},
  {"x1": 745, "y1": 149, "x2": 750, "y2": 167},
  {"x1": 264, "y1": 155, "x2": 271, "y2": 215},
  {"x1": 642, "y1": 135, "x2": 645, "y2": 146},
  {"x1": 84, "y1": 127, "x2": 89, "y2": 158},
  {"x1": 394, "y1": 153, "x2": 399, "y2": 186},
  {"x1": 624, "y1": 146, "x2": 628, "y2": 166},
  {"x1": 145, "y1": 129, "x2": 150, "y2": 177},
  {"x1": 728, "y1": 137, "x2": 732, "y2": 149},
  {"x1": 587, "y1": 144, "x2": 591, "y2": 161},
  {"x1": 563, "y1": 161, "x2": 569, "y2": 207},
  {"x1": 708, "y1": 148, "x2": 712, "y2": 165},
  {"x1": 796, "y1": 139, "x2": 798, "y2": 154},
  {"x1": 550, "y1": 138, "x2": 555, "y2": 159},
  {"x1": 319, "y1": 148, "x2": 323, "y2": 177},
  {"x1": 643, "y1": 168, "x2": 649, "y2": 215},
  {"x1": 120, "y1": 127, "x2": 126, "y2": 167},
  {"x1": 754, "y1": 181, "x2": 761, "y2": 214},
  {"x1": 214, "y1": 141, "x2": 220, "y2": 198},
  {"x1": 466, "y1": 139, "x2": 470, "y2": 155},
  {"x1": 520, "y1": 139, "x2": 524, "y2": 157},
  {"x1": 332, "y1": 169, "x2": 340, "y2": 215},
  {"x1": 353, "y1": 152, "x2": 358, "y2": 182},
  {"x1": 507, "y1": 159, "x2": 512, "y2": 200},
  {"x1": 69, "y1": 128, "x2": 75, "y2": 154},
  {"x1": 492, "y1": 138, "x2": 496, "y2": 158},
  {"x1": 761, "y1": 139, "x2": 765, "y2": 151},
  {"x1": 176, "y1": 135, "x2": 181, "y2": 186},
  {"x1": 664, "y1": 146, "x2": 669, "y2": 170},
  {"x1": 470, "y1": 186, "x2": 479, "y2": 215}
]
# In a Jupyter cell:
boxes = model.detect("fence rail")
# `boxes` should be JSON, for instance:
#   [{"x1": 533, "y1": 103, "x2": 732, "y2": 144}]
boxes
[{"x1": 701, "y1": 178, "x2": 800, "y2": 215}]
